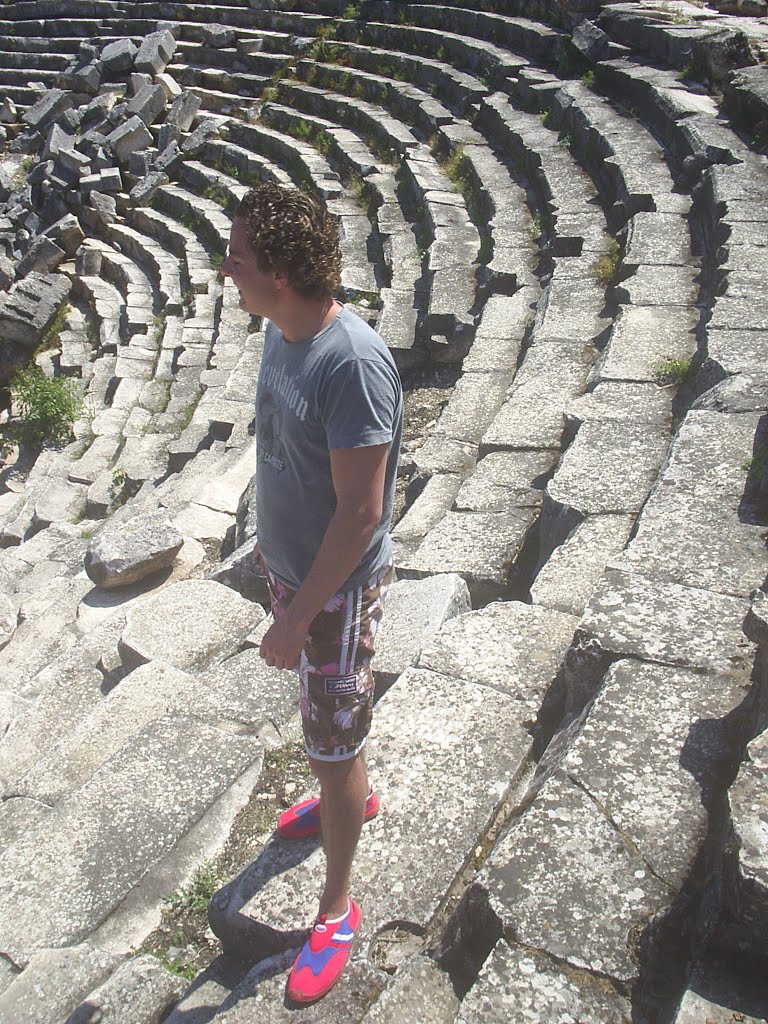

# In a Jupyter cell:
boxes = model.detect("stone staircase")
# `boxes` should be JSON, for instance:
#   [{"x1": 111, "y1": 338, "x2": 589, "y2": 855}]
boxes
[{"x1": 0, "y1": 0, "x2": 767, "y2": 1021}]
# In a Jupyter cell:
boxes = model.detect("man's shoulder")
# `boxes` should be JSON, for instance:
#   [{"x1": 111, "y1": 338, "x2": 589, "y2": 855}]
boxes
[{"x1": 328, "y1": 307, "x2": 393, "y2": 365}]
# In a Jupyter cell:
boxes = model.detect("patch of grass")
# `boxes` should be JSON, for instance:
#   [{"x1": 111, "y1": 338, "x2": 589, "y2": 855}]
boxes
[
  {"x1": 204, "y1": 182, "x2": 230, "y2": 207},
  {"x1": 558, "y1": 131, "x2": 574, "y2": 148},
  {"x1": 261, "y1": 85, "x2": 278, "y2": 103},
  {"x1": 211, "y1": 252, "x2": 225, "y2": 271},
  {"x1": 164, "y1": 861, "x2": 222, "y2": 915},
  {"x1": 2, "y1": 365, "x2": 83, "y2": 450},
  {"x1": 539, "y1": 110, "x2": 551, "y2": 127},
  {"x1": 343, "y1": 3, "x2": 360, "y2": 18},
  {"x1": 581, "y1": 70, "x2": 596, "y2": 90},
  {"x1": 595, "y1": 237, "x2": 621, "y2": 285},
  {"x1": 652, "y1": 356, "x2": 694, "y2": 386},
  {"x1": 530, "y1": 210, "x2": 542, "y2": 237}
]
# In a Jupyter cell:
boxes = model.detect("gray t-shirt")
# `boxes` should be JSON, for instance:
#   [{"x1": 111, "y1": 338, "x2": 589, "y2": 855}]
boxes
[{"x1": 255, "y1": 306, "x2": 403, "y2": 591}]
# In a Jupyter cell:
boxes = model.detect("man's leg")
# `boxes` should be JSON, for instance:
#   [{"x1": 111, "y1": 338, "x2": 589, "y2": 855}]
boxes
[{"x1": 310, "y1": 751, "x2": 369, "y2": 919}]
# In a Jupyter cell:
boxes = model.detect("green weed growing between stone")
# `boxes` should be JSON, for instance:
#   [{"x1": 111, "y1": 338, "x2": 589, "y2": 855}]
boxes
[
  {"x1": 652, "y1": 356, "x2": 694, "y2": 386},
  {"x1": 595, "y1": 238, "x2": 621, "y2": 285},
  {"x1": 2, "y1": 366, "x2": 83, "y2": 450}
]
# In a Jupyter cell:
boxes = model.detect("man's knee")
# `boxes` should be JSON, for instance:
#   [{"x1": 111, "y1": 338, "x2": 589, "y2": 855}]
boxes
[{"x1": 308, "y1": 749, "x2": 364, "y2": 787}]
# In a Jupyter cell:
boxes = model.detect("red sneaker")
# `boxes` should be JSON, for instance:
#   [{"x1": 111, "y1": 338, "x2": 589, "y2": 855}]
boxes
[
  {"x1": 277, "y1": 789, "x2": 379, "y2": 840},
  {"x1": 286, "y1": 899, "x2": 361, "y2": 1004}
]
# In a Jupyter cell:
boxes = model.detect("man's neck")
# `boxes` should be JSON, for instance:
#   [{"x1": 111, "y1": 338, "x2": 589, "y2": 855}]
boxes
[{"x1": 277, "y1": 297, "x2": 342, "y2": 344}]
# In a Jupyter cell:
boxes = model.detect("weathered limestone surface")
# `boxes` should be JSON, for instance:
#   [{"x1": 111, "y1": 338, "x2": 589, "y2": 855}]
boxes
[
  {"x1": 400, "y1": 508, "x2": 538, "y2": 602},
  {"x1": 418, "y1": 601, "x2": 578, "y2": 713},
  {"x1": 531, "y1": 514, "x2": 635, "y2": 617},
  {"x1": 65, "y1": 954, "x2": 186, "y2": 1024},
  {"x1": 362, "y1": 956, "x2": 459, "y2": 1024},
  {"x1": 84, "y1": 512, "x2": 184, "y2": 589},
  {"x1": 0, "y1": 945, "x2": 122, "y2": 1024},
  {"x1": 482, "y1": 344, "x2": 592, "y2": 452},
  {"x1": 374, "y1": 574, "x2": 471, "y2": 686},
  {"x1": 673, "y1": 986, "x2": 767, "y2": 1024},
  {"x1": 546, "y1": 419, "x2": 669, "y2": 516},
  {"x1": 118, "y1": 579, "x2": 265, "y2": 672},
  {"x1": 593, "y1": 305, "x2": 698, "y2": 383},
  {"x1": 455, "y1": 939, "x2": 631, "y2": 1024},
  {"x1": 577, "y1": 568, "x2": 753, "y2": 674}
]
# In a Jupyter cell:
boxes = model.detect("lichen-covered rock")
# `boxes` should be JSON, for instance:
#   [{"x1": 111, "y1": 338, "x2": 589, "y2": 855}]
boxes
[{"x1": 728, "y1": 728, "x2": 768, "y2": 951}]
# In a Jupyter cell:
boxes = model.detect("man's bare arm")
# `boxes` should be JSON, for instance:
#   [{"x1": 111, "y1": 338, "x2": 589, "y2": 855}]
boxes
[{"x1": 259, "y1": 442, "x2": 389, "y2": 670}]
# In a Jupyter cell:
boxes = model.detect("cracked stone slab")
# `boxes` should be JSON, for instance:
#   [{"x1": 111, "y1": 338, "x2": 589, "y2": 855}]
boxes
[
  {"x1": 66, "y1": 954, "x2": 186, "y2": 1024},
  {"x1": 463, "y1": 288, "x2": 536, "y2": 373},
  {"x1": 118, "y1": 579, "x2": 265, "y2": 672},
  {"x1": 362, "y1": 955, "x2": 459, "y2": 1024},
  {"x1": 546, "y1": 419, "x2": 669, "y2": 516},
  {"x1": 710, "y1": 295, "x2": 768, "y2": 333},
  {"x1": 469, "y1": 766, "x2": 671, "y2": 981},
  {"x1": 531, "y1": 515, "x2": 636, "y2": 617},
  {"x1": 209, "y1": 668, "x2": 530, "y2": 963},
  {"x1": 418, "y1": 601, "x2": 578, "y2": 714},
  {"x1": 431, "y1": 372, "x2": 513, "y2": 446},
  {"x1": 374, "y1": 574, "x2": 471, "y2": 687},
  {"x1": 0, "y1": 714, "x2": 261, "y2": 966},
  {"x1": 728, "y1": 727, "x2": 768, "y2": 949},
  {"x1": 614, "y1": 411, "x2": 768, "y2": 597},
  {"x1": 533, "y1": 277, "x2": 606, "y2": 345},
  {"x1": 561, "y1": 659, "x2": 749, "y2": 890},
  {"x1": 399, "y1": 508, "x2": 539, "y2": 603},
  {"x1": 482, "y1": 344, "x2": 592, "y2": 452},
  {"x1": 592, "y1": 304, "x2": 698, "y2": 384},
  {"x1": 392, "y1": 475, "x2": 462, "y2": 560},
  {"x1": 454, "y1": 451, "x2": 556, "y2": 513},
  {"x1": 577, "y1": 568, "x2": 753, "y2": 674},
  {"x1": 455, "y1": 939, "x2": 631, "y2": 1023},
  {"x1": 0, "y1": 945, "x2": 123, "y2": 1024},
  {"x1": 624, "y1": 211, "x2": 693, "y2": 266}
]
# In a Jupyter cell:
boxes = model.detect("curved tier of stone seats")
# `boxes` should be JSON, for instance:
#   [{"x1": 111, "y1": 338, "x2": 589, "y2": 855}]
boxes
[{"x1": 0, "y1": 2, "x2": 767, "y2": 1022}]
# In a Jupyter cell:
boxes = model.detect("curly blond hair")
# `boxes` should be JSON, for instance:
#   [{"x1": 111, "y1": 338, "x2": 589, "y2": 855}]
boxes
[{"x1": 237, "y1": 183, "x2": 341, "y2": 300}]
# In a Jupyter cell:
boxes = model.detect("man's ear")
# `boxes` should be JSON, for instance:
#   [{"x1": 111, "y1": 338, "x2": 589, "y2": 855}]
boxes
[{"x1": 273, "y1": 270, "x2": 289, "y2": 291}]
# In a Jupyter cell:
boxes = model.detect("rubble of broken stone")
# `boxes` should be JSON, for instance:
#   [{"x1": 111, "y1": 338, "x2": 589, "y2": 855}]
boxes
[{"x1": 0, "y1": 26, "x2": 224, "y2": 385}]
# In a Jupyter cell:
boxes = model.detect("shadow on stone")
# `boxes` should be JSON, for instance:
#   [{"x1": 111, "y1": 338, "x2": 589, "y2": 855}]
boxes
[{"x1": 207, "y1": 836, "x2": 320, "y2": 964}]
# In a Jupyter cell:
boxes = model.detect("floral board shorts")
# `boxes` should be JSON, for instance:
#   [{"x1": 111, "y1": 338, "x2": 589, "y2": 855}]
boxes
[{"x1": 264, "y1": 561, "x2": 394, "y2": 763}]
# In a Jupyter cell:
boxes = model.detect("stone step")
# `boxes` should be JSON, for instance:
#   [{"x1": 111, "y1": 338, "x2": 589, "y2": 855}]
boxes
[
  {"x1": 362, "y1": 3, "x2": 568, "y2": 67},
  {"x1": 319, "y1": 36, "x2": 489, "y2": 117},
  {"x1": 0, "y1": 712, "x2": 262, "y2": 967},
  {"x1": 334, "y1": 18, "x2": 532, "y2": 94},
  {"x1": 16, "y1": 643, "x2": 294, "y2": 811},
  {"x1": 294, "y1": 57, "x2": 455, "y2": 143},
  {"x1": 0, "y1": 944, "x2": 123, "y2": 1024},
  {"x1": 258, "y1": 78, "x2": 419, "y2": 161},
  {"x1": 66, "y1": 954, "x2": 187, "y2": 1024},
  {"x1": 220, "y1": 119, "x2": 345, "y2": 201},
  {"x1": 0, "y1": 48, "x2": 70, "y2": 70},
  {"x1": 106, "y1": 222, "x2": 185, "y2": 315},
  {"x1": 450, "y1": 655, "x2": 754, "y2": 1020}
]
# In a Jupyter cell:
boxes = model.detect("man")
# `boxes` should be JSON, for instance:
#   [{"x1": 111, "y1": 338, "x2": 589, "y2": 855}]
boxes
[{"x1": 221, "y1": 182, "x2": 403, "y2": 1005}]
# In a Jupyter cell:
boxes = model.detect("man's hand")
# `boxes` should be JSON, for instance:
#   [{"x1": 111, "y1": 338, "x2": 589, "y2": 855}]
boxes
[{"x1": 259, "y1": 611, "x2": 308, "y2": 671}]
